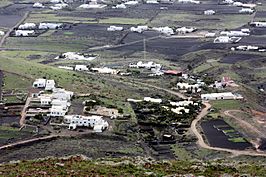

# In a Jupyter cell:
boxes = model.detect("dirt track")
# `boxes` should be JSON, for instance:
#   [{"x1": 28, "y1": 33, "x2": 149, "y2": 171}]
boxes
[
  {"x1": 191, "y1": 103, "x2": 266, "y2": 157},
  {"x1": 0, "y1": 11, "x2": 29, "y2": 48}
]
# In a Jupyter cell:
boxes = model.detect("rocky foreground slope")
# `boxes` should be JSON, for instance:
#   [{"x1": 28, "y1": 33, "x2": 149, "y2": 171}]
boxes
[{"x1": 0, "y1": 155, "x2": 266, "y2": 176}]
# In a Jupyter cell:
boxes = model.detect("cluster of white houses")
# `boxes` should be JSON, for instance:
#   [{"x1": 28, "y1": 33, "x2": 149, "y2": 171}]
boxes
[
  {"x1": 55, "y1": 52, "x2": 97, "y2": 61},
  {"x1": 14, "y1": 22, "x2": 63, "y2": 37},
  {"x1": 28, "y1": 78, "x2": 108, "y2": 132}
]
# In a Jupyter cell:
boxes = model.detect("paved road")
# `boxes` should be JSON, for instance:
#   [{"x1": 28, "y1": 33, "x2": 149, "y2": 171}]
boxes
[{"x1": 191, "y1": 102, "x2": 266, "y2": 157}]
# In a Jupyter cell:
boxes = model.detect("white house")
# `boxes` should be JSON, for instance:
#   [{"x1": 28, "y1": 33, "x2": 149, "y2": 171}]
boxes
[
  {"x1": 201, "y1": 92, "x2": 243, "y2": 100},
  {"x1": 250, "y1": 22, "x2": 266, "y2": 27},
  {"x1": 125, "y1": 1, "x2": 139, "y2": 5},
  {"x1": 204, "y1": 10, "x2": 215, "y2": 15},
  {"x1": 33, "y1": 78, "x2": 47, "y2": 88},
  {"x1": 231, "y1": 45, "x2": 259, "y2": 51},
  {"x1": 176, "y1": 82, "x2": 201, "y2": 92},
  {"x1": 239, "y1": 8, "x2": 254, "y2": 14},
  {"x1": 45, "y1": 80, "x2": 56, "y2": 91},
  {"x1": 49, "y1": 105, "x2": 68, "y2": 117},
  {"x1": 51, "y1": 99, "x2": 70, "y2": 110},
  {"x1": 33, "y1": 2, "x2": 45, "y2": 8},
  {"x1": 127, "y1": 98, "x2": 143, "y2": 103},
  {"x1": 220, "y1": 30, "x2": 249, "y2": 37},
  {"x1": 171, "y1": 107, "x2": 190, "y2": 114},
  {"x1": 64, "y1": 115, "x2": 109, "y2": 132},
  {"x1": 169, "y1": 100, "x2": 194, "y2": 107},
  {"x1": 52, "y1": 88, "x2": 73, "y2": 101},
  {"x1": 214, "y1": 36, "x2": 241, "y2": 43},
  {"x1": 112, "y1": 4, "x2": 127, "y2": 8},
  {"x1": 91, "y1": 67, "x2": 120, "y2": 74},
  {"x1": 205, "y1": 32, "x2": 216, "y2": 38},
  {"x1": 40, "y1": 96, "x2": 52, "y2": 105},
  {"x1": 152, "y1": 26, "x2": 174, "y2": 35},
  {"x1": 146, "y1": 0, "x2": 159, "y2": 4},
  {"x1": 50, "y1": 3, "x2": 68, "y2": 10},
  {"x1": 130, "y1": 26, "x2": 148, "y2": 33},
  {"x1": 129, "y1": 61, "x2": 161, "y2": 69},
  {"x1": 39, "y1": 23, "x2": 62, "y2": 30},
  {"x1": 222, "y1": 0, "x2": 234, "y2": 4},
  {"x1": 144, "y1": 97, "x2": 162, "y2": 103},
  {"x1": 18, "y1": 23, "x2": 36, "y2": 30},
  {"x1": 79, "y1": 3, "x2": 107, "y2": 9},
  {"x1": 58, "y1": 66, "x2": 74, "y2": 70},
  {"x1": 0, "y1": 31, "x2": 4, "y2": 36},
  {"x1": 176, "y1": 27, "x2": 197, "y2": 34},
  {"x1": 178, "y1": 0, "x2": 200, "y2": 4},
  {"x1": 75, "y1": 65, "x2": 89, "y2": 71},
  {"x1": 15, "y1": 30, "x2": 35, "y2": 37},
  {"x1": 107, "y1": 26, "x2": 124, "y2": 31},
  {"x1": 55, "y1": 52, "x2": 96, "y2": 61}
]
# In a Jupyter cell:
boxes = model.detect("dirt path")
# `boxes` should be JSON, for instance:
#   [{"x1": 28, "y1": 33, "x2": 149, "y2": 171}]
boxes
[
  {"x1": 224, "y1": 110, "x2": 265, "y2": 137},
  {"x1": 20, "y1": 96, "x2": 31, "y2": 127},
  {"x1": 0, "y1": 11, "x2": 29, "y2": 49},
  {"x1": 190, "y1": 102, "x2": 266, "y2": 157},
  {"x1": 0, "y1": 135, "x2": 58, "y2": 151},
  {"x1": 0, "y1": 70, "x2": 3, "y2": 102}
]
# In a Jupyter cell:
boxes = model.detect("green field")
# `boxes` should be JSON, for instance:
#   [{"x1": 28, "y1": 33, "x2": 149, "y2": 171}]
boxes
[{"x1": 210, "y1": 100, "x2": 243, "y2": 110}]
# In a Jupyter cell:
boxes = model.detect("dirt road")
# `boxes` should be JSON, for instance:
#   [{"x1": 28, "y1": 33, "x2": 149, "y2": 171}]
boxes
[
  {"x1": 0, "y1": 11, "x2": 29, "y2": 48},
  {"x1": 0, "y1": 70, "x2": 3, "y2": 102},
  {"x1": 224, "y1": 110, "x2": 266, "y2": 137},
  {"x1": 191, "y1": 102, "x2": 266, "y2": 157}
]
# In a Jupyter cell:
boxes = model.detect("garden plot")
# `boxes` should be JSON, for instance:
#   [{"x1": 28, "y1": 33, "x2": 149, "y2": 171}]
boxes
[{"x1": 201, "y1": 119, "x2": 252, "y2": 150}]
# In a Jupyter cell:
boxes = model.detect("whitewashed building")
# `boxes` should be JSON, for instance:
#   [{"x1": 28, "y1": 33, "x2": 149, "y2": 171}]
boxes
[
  {"x1": 144, "y1": 97, "x2": 162, "y2": 103},
  {"x1": 201, "y1": 92, "x2": 243, "y2": 100},
  {"x1": 55, "y1": 52, "x2": 96, "y2": 61},
  {"x1": 33, "y1": 78, "x2": 47, "y2": 88},
  {"x1": 15, "y1": 30, "x2": 35, "y2": 37},
  {"x1": 33, "y1": 3, "x2": 45, "y2": 8},
  {"x1": 171, "y1": 107, "x2": 190, "y2": 114},
  {"x1": 176, "y1": 27, "x2": 197, "y2": 34},
  {"x1": 91, "y1": 67, "x2": 120, "y2": 74},
  {"x1": 107, "y1": 26, "x2": 124, "y2": 31},
  {"x1": 130, "y1": 26, "x2": 148, "y2": 33},
  {"x1": 45, "y1": 80, "x2": 56, "y2": 91},
  {"x1": 204, "y1": 10, "x2": 215, "y2": 15},
  {"x1": 75, "y1": 65, "x2": 89, "y2": 71},
  {"x1": 64, "y1": 115, "x2": 109, "y2": 132},
  {"x1": 39, "y1": 23, "x2": 62, "y2": 30},
  {"x1": 0, "y1": 30, "x2": 4, "y2": 36},
  {"x1": 153, "y1": 26, "x2": 174, "y2": 35},
  {"x1": 52, "y1": 88, "x2": 73, "y2": 101},
  {"x1": 239, "y1": 8, "x2": 254, "y2": 14},
  {"x1": 18, "y1": 23, "x2": 36, "y2": 30}
]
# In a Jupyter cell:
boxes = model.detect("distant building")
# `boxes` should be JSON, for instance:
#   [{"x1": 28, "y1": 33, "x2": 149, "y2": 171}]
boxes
[
  {"x1": 201, "y1": 92, "x2": 243, "y2": 100},
  {"x1": 33, "y1": 2, "x2": 45, "y2": 8},
  {"x1": 33, "y1": 78, "x2": 47, "y2": 88},
  {"x1": 204, "y1": 10, "x2": 215, "y2": 15},
  {"x1": 75, "y1": 65, "x2": 89, "y2": 71},
  {"x1": 176, "y1": 27, "x2": 197, "y2": 34},
  {"x1": 39, "y1": 23, "x2": 62, "y2": 30},
  {"x1": 107, "y1": 26, "x2": 124, "y2": 31},
  {"x1": 64, "y1": 115, "x2": 109, "y2": 132},
  {"x1": 15, "y1": 30, "x2": 35, "y2": 37},
  {"x1": 144, "y1": 97, "x2": 162, "y2": 103},
  {"x1": 18, "y1": 23, "x2": 36, "y2": 30},
  {"x1": 130, "y1": 26, "x2": 148, "y2": 33}
]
